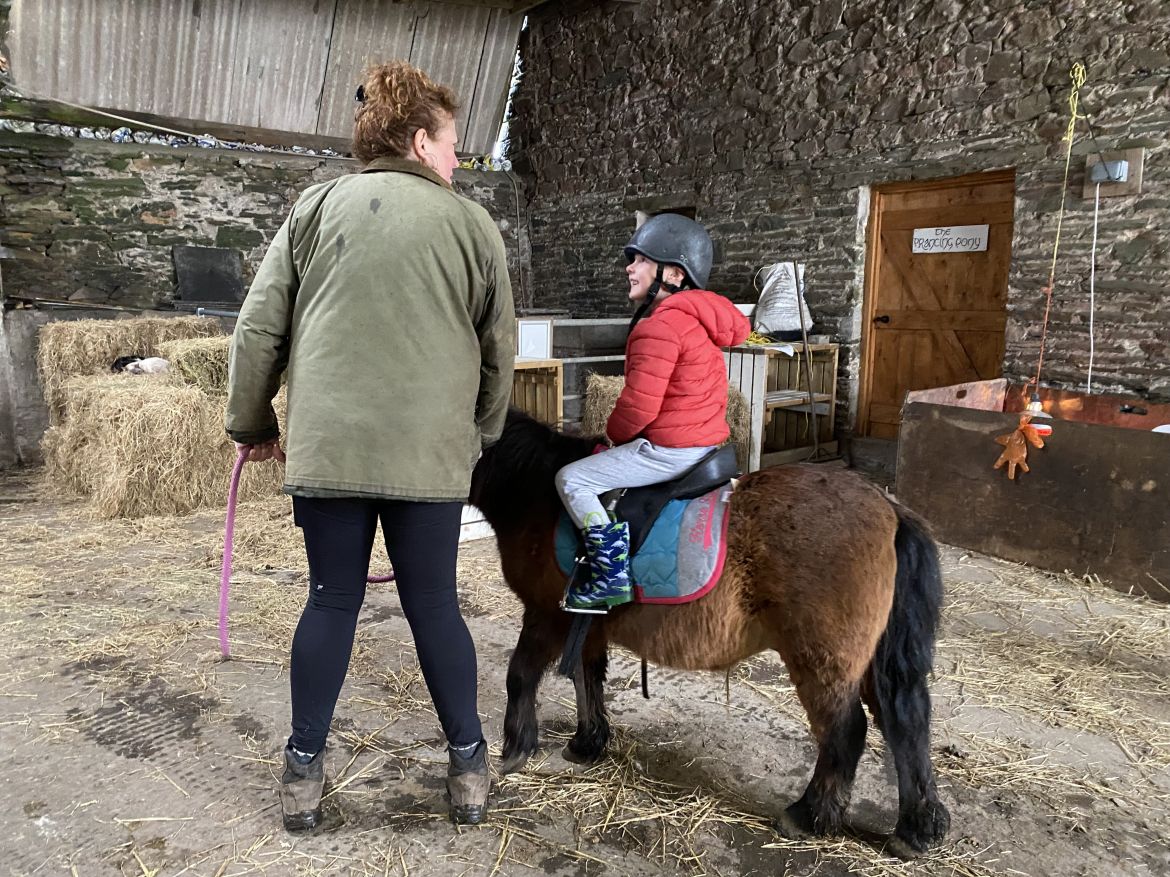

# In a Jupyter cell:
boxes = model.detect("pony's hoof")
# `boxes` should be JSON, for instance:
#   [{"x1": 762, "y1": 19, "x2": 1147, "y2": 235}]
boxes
[
  {"x1": 561, "y1": 743, "x2": 605, "y2": 765},
  {"x1": 773, "y1": 809, "x2": 812, "y2": 840},
  {"x1": 883, "y1": 836, "x2": 924, "y2": 860},
  {"x1": 498, "y1": 751, "x2": 532, "y2": 774},
  {"x1": 889, "y1": 798, "x2": 950, "y2": 858}
]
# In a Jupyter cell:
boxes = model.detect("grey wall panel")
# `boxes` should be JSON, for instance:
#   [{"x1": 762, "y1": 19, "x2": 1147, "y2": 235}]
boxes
[
  {"x1": 223, "y1": 0, "x2": 334, "y2": 132},
  {"x1": 407, "y1": 3, "x2": 493, "y2": 147},
  {"x1": 8, "y1": 0, "x2": 516, "y2": 149},
  {"x1": 316, "y1": 0, "x2": 417, "y2": 141},
  {"x1": 462, "y1": 9, "x2": 522, "y2": 154}
]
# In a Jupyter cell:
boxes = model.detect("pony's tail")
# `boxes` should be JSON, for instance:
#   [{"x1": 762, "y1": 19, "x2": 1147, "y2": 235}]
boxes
[
  {"x1": 871, "y1": 505, "x2": 942, "y2": 735},
  {"x1": 868, "y1": 504, "x2": 950, "y2": 853}
]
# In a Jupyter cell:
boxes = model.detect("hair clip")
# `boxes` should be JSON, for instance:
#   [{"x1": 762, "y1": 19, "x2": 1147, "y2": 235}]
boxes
[{"x1": 355, "y1": 84, "x2": 366, "y2": 104}]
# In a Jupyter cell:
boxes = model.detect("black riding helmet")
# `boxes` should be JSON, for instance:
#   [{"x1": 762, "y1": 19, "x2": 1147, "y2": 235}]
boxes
[{"x1": 623, "y1": 213, "x2": 714, "y2": 291}]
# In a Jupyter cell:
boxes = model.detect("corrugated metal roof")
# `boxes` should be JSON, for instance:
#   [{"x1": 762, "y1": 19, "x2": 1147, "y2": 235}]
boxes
[{"x1": 8, "y1": 0, "x2": 523, "y2": 154}]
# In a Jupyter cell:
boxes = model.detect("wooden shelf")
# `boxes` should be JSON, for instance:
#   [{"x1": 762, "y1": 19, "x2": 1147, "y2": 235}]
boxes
[
  {"x1": 514, "y1": 357, "x2": 562, "y2": 370},
  {"x1": 779, "y1": 402, "x2": 833, "y2": 417},
  {"x1": 725, "y1": 344, "x2": 839, "y2": 472},
  {"x1": 765, "y1": 390, "x2": 833, "y2": 409},
  {"x1": 761, "y1": 442, "x2": 840, "y2": 468}
]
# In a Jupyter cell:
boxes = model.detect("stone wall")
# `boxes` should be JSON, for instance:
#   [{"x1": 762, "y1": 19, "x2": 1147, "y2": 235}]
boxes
[
  {"x1": 0, "y1": 130, "x2": 529, "y2": 309},
  {"x1": 0, "y1": 130, "x2": 530, "y2": 466},
  {"x1": 510, "y1": 0, "x2": 1170, "y2": 411}
]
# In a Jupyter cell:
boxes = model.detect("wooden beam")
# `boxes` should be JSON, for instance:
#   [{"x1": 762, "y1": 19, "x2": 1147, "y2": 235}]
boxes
[
  {"x1": 0, "y1": 95, "x2": 354, "y2": 155},
  {"x1": 424, "y1": 0, "x2": 639, "y2": 11},
  {"x1": 878, "y1": 202, "x2": 1014, "y2": 230},
  {"x1": 425, "y1": 1, "x2": 515, "y2": 9},
  {"x1": 871, "y1": 310, "x2": 1008, "y2": 332},
  {"x1": 872, "y1": 169, "x2": 1017, "y2": 194},
  {"x1": 0, "y1": 93, "x2": 495, "y2": 159},
  {"x1": 422, "y1": 0, "x2": 547, "y2": 11},
  {"x1": 855, "y1": 188, "x2": 884, "y2": 436}
]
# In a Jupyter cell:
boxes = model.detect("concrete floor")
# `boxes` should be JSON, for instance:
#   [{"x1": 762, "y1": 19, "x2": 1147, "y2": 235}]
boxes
[{"x1": 2, "y1": 470, "x2": 1168, "y2": 876}]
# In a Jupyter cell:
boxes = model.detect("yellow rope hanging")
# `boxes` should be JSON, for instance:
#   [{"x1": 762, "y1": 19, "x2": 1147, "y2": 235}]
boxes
[{"x1": 1033, "y1": 62, "x2": 1087, "y2": 390}]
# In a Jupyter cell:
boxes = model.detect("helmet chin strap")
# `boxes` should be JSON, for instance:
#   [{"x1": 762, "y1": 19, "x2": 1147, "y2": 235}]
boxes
[
  {"x1": 646, "y1": 265, "x2": 684, "y2": 305},
  {"x1": 630, "y1": 266, "x2": 684, "y2": 334}
]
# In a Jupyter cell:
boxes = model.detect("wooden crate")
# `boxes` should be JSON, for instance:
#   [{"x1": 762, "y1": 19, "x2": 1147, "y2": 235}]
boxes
[
  {"x1": 724, "y1": 344, "x2": 839, "y2": 471},
  {"x1": 512, "y1": 357, "x2": 563, "y2": 426}
]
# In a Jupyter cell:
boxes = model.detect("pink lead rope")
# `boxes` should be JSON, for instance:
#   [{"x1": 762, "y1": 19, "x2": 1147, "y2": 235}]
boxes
[
  {"x1": 218, "y1": 449, "x2": 395, "y2": 658},
  {"x1": 217, "y1": 450, "x2": 247, "y2": 657}
]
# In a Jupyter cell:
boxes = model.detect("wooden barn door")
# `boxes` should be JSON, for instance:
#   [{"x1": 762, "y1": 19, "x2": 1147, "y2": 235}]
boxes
[{"x1": 858, "y1": 171, "x2": 1015, "y2": 439}]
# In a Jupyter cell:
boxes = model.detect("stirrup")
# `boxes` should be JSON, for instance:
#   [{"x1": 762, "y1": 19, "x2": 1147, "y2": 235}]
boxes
[
  {"x1": 560, "y1": 557, "x2": 609, "y2": 614},
  {"x1": 560, "y1": 575, "x2": 610, "y2": 614},
  {"x1": 560, "y1": 599, "x2": 609, "y2": 615}
]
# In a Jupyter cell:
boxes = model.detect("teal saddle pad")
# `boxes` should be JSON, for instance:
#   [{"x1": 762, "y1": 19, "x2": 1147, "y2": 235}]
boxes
[{"x1": 555, "y1": 485, "x2": 733, "y2": 604}]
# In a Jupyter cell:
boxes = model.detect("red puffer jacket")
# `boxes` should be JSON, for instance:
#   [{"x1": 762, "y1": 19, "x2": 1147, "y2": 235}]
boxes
[{"x1": 606, "y1": 291, "x2": 750, "y2": 447}]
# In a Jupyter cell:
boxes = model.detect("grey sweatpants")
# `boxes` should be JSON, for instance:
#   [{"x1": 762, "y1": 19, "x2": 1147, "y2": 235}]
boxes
[{"x1": 555, "y1": 438, "x2": 715, "y2": 529}]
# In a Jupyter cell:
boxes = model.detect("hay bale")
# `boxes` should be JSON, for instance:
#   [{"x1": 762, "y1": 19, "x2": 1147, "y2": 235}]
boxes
[
  {"x1": 581, "y1": 373, "x2": 751, "y2": 470},
  {"x1": 42, "y1": 374, "x2": 284, "y2": 519},
  {"x1": 158, "y1": 336, "x2": 231, "y2": 394},
  {"x1": 37, "y1": 316, "x2": 222, "y2": 422},
  {"x1": 41, "y1": 383, "x2": 109, "y2": 497},
  {"x1": 580, "y1": 374, "x2": 625, "y2": 438},
  {"x1": 725, "y1": 385, "x2": 750, "y2": 468}
]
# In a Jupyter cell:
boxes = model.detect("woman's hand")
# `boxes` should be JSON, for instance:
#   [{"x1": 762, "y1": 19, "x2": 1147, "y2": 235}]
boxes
[{"x1": 234, "y1": 439, "x2": 286, "y2": 463}]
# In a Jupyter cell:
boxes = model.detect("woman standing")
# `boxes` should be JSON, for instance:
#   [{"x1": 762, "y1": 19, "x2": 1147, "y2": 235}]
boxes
[{"x1": 226, "y1": 61, "x2": 514, "y2": 830}]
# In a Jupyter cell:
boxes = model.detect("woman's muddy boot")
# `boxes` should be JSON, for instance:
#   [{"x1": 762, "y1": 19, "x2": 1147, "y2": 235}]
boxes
[
  {"x1": 446, "y1": 741, "x2": 490, "y2": 825},
  {"x1": 280, "y1": 745, "x2": 325, "y2": 831}
]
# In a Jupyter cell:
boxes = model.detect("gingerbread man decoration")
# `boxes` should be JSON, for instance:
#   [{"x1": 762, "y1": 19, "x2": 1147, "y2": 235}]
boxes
[{"x1": 993, "y1": 414, "x2": 1047, "y2": 479}]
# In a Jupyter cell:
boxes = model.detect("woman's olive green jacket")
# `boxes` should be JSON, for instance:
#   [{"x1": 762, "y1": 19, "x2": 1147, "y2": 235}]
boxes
[{"x1": 226, "y1": 158, "x2": 515, "y2": 501}]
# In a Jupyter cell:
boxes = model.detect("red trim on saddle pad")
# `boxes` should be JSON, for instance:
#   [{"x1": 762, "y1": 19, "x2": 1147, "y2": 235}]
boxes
[{"x1": 632, "y1": 501, "x2": 732, "y2": 605}]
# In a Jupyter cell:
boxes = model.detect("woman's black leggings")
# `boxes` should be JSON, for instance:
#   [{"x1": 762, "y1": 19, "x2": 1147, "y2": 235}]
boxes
[{"x1": 288, "y1": 496, "x2": 482, "y2": 755}]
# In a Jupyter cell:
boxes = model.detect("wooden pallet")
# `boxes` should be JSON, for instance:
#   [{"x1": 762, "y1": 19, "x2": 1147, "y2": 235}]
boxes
[{"x1": 512, "y1": 357, "x2": 563, "y2": 427}]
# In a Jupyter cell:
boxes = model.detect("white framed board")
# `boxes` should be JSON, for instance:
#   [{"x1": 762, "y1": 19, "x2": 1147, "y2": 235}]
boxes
[{"x1": 912, "y1": 225, "x2": 989, "y2": 254}]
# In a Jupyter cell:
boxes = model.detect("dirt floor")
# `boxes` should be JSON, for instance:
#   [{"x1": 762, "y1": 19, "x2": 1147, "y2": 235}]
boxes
[{"x1": 1, "y1": 469, "x2": 1168, "y2": 877}]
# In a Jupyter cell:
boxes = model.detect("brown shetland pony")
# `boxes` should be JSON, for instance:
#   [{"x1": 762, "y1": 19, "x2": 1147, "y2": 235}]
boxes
[{"x1": 470, "y1": 410, "x2": 950, "y2": 857}]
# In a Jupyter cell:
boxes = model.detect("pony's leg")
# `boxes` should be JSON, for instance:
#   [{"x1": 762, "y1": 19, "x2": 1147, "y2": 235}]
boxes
[
  {"x1": 564, "y1": 636, "x2": 609, "y2": 764},
  {"x1": 500, "y1": 610, "x2": 564, "y2": 774},
  {"x1": 867, "y1": 669, "x2": 951, "y2": 859},
  {"x1": 777, "y1": 675, "x2": 868, "y2": 839}
]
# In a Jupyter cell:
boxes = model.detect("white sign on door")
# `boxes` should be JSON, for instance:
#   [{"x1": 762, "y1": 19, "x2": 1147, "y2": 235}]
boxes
[{"x1": 912, "y1": 224, "x2": 989, "y2": 254}]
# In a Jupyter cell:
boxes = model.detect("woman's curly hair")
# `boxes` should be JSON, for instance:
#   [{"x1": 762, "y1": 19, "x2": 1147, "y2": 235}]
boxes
[{"x1": 352, "y1": 61, "x2": 460, "y2": 163}]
